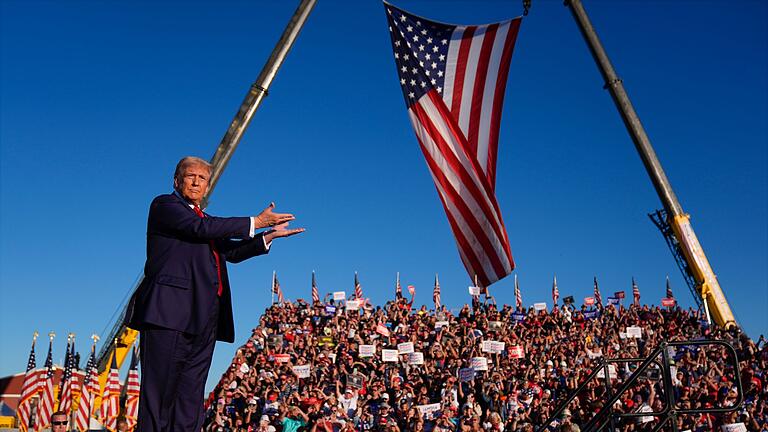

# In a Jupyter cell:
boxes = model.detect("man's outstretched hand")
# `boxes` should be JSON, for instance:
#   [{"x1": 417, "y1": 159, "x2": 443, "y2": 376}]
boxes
[
  {"x1": 255, "y1": 202, "x2": 295, "y2": 229},
  {"x1": 264, "y1": 222, "x2": 305, "y2": 244}
]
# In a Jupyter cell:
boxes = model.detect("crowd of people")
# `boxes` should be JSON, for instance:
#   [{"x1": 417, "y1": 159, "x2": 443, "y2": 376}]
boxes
[{"x1": 202, "y1": 291, "x2": 768, "y2": 432}]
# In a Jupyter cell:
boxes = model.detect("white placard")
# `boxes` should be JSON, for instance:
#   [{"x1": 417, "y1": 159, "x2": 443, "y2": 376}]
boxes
[
  {"x1": 481, "y1": 340, "x2": 506, "y2": 354},
  {"x1": 333, "y1": 291, "x2": 346, "y2": 301},
  {"x1": 468, "y1": 286, "x2": 481, "y2": 296},
  {"x1": 416, "y1": 403, "x2": 441, "y2": 419},
  {"x1": 459, "y1": 367, "x2": 475, "y2": 382},
  {"x1": 358, "y1": 344, "x2": 375, "y2": 357},
  {"x1": 397, "y1": 342, "x2": 415, "y2": 354},
  {"x1": 533, "y1": 302, "x2": 547, "y2": 311},
  {"x1": 596, "y1": 364, "x2": 617, "y2": 379},
  {"x1": 434, "y1": 320, "x2": 449, "y2": 329},
  {"x1": 274, "y1": 354, "x2": 290, "y2": 363},
  {"x1": 508, "y1": 345, "x2": 525, "y2": 359},
  {"x1": 345, "y1": 300, "x2": 360, "y2": 311},
  {"x1": 471, "y1": 357, "x2": 488, "y2": 371},
  {"x1": 626, "y1": 326, "x2": 643, "y2": 338},
  {"x1": 408, "y1": 352, "x2": 424, "y2": 365},
  {"x1": 382, "y1": 349, "x2": 399, "y2": 362},
  {"x1": 292, "y1": 364, "x2": 311, "y2": 378},
  {"x1": 721, "y1": 423, "x2": 747, "y2": 432}
]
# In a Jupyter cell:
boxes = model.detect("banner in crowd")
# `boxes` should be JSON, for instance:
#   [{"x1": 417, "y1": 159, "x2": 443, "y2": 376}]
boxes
[
  {"x1": 471, "y1": 357, "x2": 489, "y2": 371},
  {"x1": 376, "y1": 324, "x2": 390, "y2": 337},
  {"x1": 596, "y1": 364, "x2": 617, "y2": 379},
  {"x1": 345, "y1": 300, "x2": 360, "y2": 311},
  {"x1": 662, "y1": 298, "x2": 676, "y2": 307},
  {"x1": 583, "y1": 310, "x2": 600, "y2": 320},
  {"x1": 459, "y1": 367, "x2": 475, "y2": 382},
  {"x1": 614, "y1": 291, "x2": 625, "y2": 299},
  {"x1": 468, "y1": 286, "x2": 481, "y2": 296},
  {"x1": 488, "y1": 321, "x2": 503, "y2": 331},
  {"x1": 607, "y1": 297, "x2": 620, "y2": 306},
  {"x1": 408, "y1": 352, "x2": 424, "y2": 365},
  {"x1": 533, "y1": 302, "x2": 547, "y2": 311},
  {"x1": 398, "y1": 342, "x2": 414, "y2": 354},
  {"x1": 584, "y1": 297, "x2": 595, "y2": 306},
  {"x1": 481, "y1": 341, "x2": 505, "y2": 354},
  {"x1": 508, "y1": 345, "x2": 524, "y2": 359},
  {"x1": 317, "y1": 336, "x2": 334, "y2": 347},
  {"x1": 333, "y1": 291, "x2": 346, "y2": 301},
  {"x1": 416, "y1": 403, "x2": 442, "y2": 420},
  {"x1": 358, "y1": 345, "x2": 375, "y2": 357},
  {"x1": 721, "y1": 423, "x2": 747, "y2": 432},
  {"x1": 512, "y1": 312, "x2": 525, "y2": 322},
  {"x1": 626, "y1": 326, "x2": 643, "y2": 338},
  {"x1": 435, "y1": 321, "x2": 449, "y2": 330},
  {"x1": 274, "y1": 354, "x2": 290, "y2": 363},
  {"x1": 325, "y1": 305, "x2": 337, "y2": 316},
  {"x1": 292, "y1": 365, "x2": 311, "y2": 379},
  {"x1": 382, "y1": 349, "x2": 399, "y2": 362},
  {"x1": 346, "y1": 374, "x2": 363, "y2": 390}
]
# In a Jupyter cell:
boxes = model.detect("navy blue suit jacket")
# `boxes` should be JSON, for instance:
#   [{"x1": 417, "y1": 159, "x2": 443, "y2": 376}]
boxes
[{"x1": 125, "y1": 193, "x2": 269, "y2": 342}]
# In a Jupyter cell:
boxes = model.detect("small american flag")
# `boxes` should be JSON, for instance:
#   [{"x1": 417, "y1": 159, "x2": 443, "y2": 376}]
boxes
[
  {"x1": 552, "y1": 275, "x2": 559, "y2": 306},
  {"x1": 101, "y1": 353, "x2": 121, "y2": 432},
  {"x1": 311, "y1": 271, "x2": 320, "y2": 304},
  {"x1": 593, "y1": 276, "x2": 602, "y2": 308},
  {"x1": 272, "y1": 272, "x2": 284, "y2": 304},
  {"x1": 433, "y1": 274, "x2": 441, "y2": 310},
  {"x1": 666, "y1": 276, "x2": 674, "y2": 299},
  {"x1": 16, "y1": 336, "x2": 37, "y2": 432},
  {"x1": 124, "y1": 346, "x2": 140, "y2": 430},
  {"x1": 75, "y1": 345, "x2": 99, "y2": 432},
  {"x1": 384, "y1": 2, "x2": 520, "y2": 287},
  {"x1": 407, "y1": 284, "x2": 416, "y2": 297},
  {"x1": 514, "y1": 274, "x2": 522, "y2": 309},
  {"x1": 395, "y1": 272, "x2": 402, "y2": 299},
  {"x1": 58, "y1": 337, "x2": 75, "y2": 414},
  {"x1": 632, "y1": 277, "x2": 641, "y2": 306},
  {"x1": 354, "y1": 272, "x2": 363, "y2": 300},
  {"x1": 37, "y1": 338, "x2": 56, "y2": 430}
]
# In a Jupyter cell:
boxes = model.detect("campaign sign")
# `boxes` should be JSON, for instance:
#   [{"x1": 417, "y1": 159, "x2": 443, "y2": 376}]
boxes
[
  {"x1": 533, "y1": 302, "x2": 547, "y2": 311},
  {"x1": 468, "y1": 286, "x2": 481, "y2": 296},
  {"x1": 292, "y1": 364, "x2": 311, "y2": 379},
  {"x1": 325, "y1": 305, "x2": 337, "y2": 316},
  {"x1": 345, "y1": 300, "x2": 360, "y2": 311},
  {"x1": 358, "y1": 344, "x2": 375, "y2": 357},
  {"x1": 274, "y1": 354, "x2": 291, "y2": 363},
  {"x1": 416, "y1": 403, "x2": 442, "y2": 420},
  {"x1": 584, "y1": 297, "x2": 595, "y2": 306},
  {"x1": 512, "y1": 312, "x2": 526, "y2": 322},
  {"x1": 471, "y1": 357, "x2": 489, "y2": 371},
  {"x1": 626, "y1": 326, "x2": 643, "y2": 338},
  {"x1": 508, "y1": 345, "x2": 525, "y2": 359},
  {"x1": 614, "y1": 291, "x2": 625, "y2": 299},
  {"x1": 434, "y1": 321, "x2": 450, "y2": 330},
  {"x1": 583, "y1": 310, "x2": 600, "y2": 320},
  {"x1": 481, "y1": 341, "x2": 505, "y2": 354},
  {"x1": 317, "y1": 335, "x2": 334, "y2": 347},
  {"x1": 408, "y1": 352, "x2": 424, "y2": 365},
  {"x1": 607, "y1": 297, "x2": 620, "y2": 306},
  {"x1": 333, "y1": 291, "x2": 346, "y2": 301},
  {"x1": 376, "y1": 324, "x2": 390, "y2": 337},
  {"x1": 721, "y1": 423, "x2": 747, "y2": 432},
  {"x1": 662, "y1": 298, "x2": 676, "y2": 307},
  {"x1": 459, "y1": 367, "x2": 475, "y2": 382},
  {"x1": 488, "y1": 321, "x2": 503, "y2": 331},
  {"x1": 382, "y1": 349, "x2": 399, "y2": 362},
  {"x1": 346, "y1": 374, "x2": 364, "y2": 390},
  {"x1": 596, "y1": 364, "x2": 617, "y2": 379},
  {"x1": 563, "y1": 296, "x2": 574, "y2": 305},
  {"x1": 398, "y1": 342, "x2": 415, "y2": 354},
  {"x1": 267, "y1": 334, "x2": 283, "y2": 348}
]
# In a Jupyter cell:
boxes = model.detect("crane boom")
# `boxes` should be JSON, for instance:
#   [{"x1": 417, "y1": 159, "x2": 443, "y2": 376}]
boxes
[
  {"x1": 565, "y1": 0, "x2": 737, "y2": 328},
  {"x1": 95, "y1": 0, "x2": 318, "y2": 389}
]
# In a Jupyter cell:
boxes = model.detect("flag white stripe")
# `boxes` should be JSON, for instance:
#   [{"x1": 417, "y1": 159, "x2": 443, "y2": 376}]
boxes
[
  {"x1": 457, "y1": 26, "x2": 487, "y2": 135},
  {"x1": 476, "y1": 21, "x2": 510, "y2": 172},
  {"x1": 442, "y1": 26, "x2": 465, "y2": 111},
  {"x1": 419, "y1": 95, "x2": 507, "y2": 235}
]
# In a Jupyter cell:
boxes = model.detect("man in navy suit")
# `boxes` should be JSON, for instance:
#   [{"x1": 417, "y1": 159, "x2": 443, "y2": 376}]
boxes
[{"x1": 126, "y1": 156, "x2": 304, "y2": 431}]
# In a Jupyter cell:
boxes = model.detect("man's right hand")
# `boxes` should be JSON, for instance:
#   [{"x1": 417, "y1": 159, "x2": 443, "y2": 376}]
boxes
[
  {"x1": 264, "y1": 222, "x2": 305, "y2": 244},
  {"x1": 255, "y1": 202, "x2": 295, "y2": 229}
]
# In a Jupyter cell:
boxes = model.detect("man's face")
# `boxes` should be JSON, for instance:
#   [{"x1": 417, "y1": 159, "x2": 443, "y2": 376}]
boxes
[
  {"x1": 174, "y1": 162, "x2": 210, "y2": 206},
  {"x1": 51, "y1": 415, "x2": 68, "y2": 431}
]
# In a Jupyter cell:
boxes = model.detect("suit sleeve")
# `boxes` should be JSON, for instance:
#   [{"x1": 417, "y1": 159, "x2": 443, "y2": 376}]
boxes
[
  {"x1": 149, "y1": 197, "x2": 251, "y2": 240},
  {"x1": 217, "y1": 233, "x2": 270, "y2": 264}
]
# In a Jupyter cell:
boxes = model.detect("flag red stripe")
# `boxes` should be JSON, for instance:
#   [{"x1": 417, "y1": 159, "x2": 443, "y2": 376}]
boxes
[
  {"x1": 487, "y1": 18, "x2": 521, "y2": 188},
  {"x1": 450, "y1": 26, "x2": 476, "y2": 118},
  {"x1": 467, "y1": 24, "x2": 499, "y2": 157}
]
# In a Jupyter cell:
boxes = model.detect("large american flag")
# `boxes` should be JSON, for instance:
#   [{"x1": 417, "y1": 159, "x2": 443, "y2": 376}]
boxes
[
  {"x1": 514, "y1": 274, "x2": 522, "y2": 309},
  {"x1": 101, "y1": 353, "x2": 121, "y2": 432},
  {"x1": 666, "y1": 276, "x2": 674, "y2": 299},
  {"x1": 272, "y1": 272, "x2": 284, "y2": 304},
  {"x1": 16, "y1": 337, "x2": 37, "y2": 432},
  {"x1": 354, "y1": 272, "x2": 363, "y2": 300},
  {"x1": 593, "y1": 276, "x2": 602, "y2": 308},
  {"x1": 58, "y1": 337, "x2": 75, "y2": 414},
  {"x1": 311, "y1": 271, "x2": 320, "y2": 304},
  {"x1": 75, "y1": 345, "x2": 99, "y2": 432},
  {"x1": 433, "y1": 274, "x2": 441, "y2": 310},
  {"x1": 632, "y1": 277, "x2": 641, "y2": 306},
  {"x1": 552, "y1": 275, "x2": 559, "y2": 306},
  {"x1": 37, "y1": 338, "x2": 56, "y2": 430},
  {"x1": 384, "y1": 3, "x2": 520, "y2": 287},
  {"x1": 124, "y1": 347, "x2": 140, "y2": 430}
]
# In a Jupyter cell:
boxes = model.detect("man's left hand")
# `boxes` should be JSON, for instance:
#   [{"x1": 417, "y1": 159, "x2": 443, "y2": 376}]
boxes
[{"x1": 264, "y1": 222, "x2": 305, "y2": 243}]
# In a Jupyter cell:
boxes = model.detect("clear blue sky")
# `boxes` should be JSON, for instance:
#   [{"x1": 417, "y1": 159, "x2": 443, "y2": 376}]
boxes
[{"x1": 1, "y1": 0, "x2": 766, "y2": 392}]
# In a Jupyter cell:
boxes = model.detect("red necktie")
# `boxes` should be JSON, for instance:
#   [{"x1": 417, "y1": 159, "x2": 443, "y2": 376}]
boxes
[{"x1": 193, "y1": 205, "x2": 223, "y2": 297}]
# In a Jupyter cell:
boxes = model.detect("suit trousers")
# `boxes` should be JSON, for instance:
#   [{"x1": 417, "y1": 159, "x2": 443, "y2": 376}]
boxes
[{"x1": 138, "y1": 299, "x2": 218, "y2": 432}]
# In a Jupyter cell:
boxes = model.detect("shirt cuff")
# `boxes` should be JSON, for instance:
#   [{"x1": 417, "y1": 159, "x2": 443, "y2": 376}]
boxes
[
  {"x1": 250, "y1": 217, "x2": 271, "y2": 250},
  {"x1": 263, "y1": 236, "x2": 272, "y2": 251}
]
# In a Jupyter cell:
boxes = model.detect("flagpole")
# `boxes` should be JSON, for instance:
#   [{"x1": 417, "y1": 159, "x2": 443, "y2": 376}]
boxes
[{"x1": 272, "y1": 271, "x2": 276, "y2": 305}]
